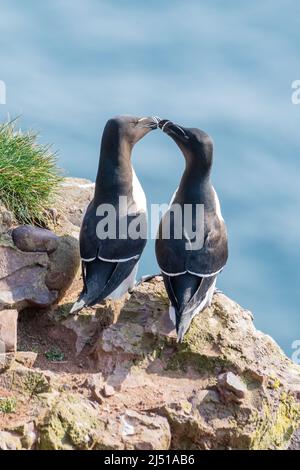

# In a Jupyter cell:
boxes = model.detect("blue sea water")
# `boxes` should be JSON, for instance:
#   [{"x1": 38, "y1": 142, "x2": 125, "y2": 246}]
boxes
[{"x1": 0, "y1": 0, "x2": 299, "y2": 355}]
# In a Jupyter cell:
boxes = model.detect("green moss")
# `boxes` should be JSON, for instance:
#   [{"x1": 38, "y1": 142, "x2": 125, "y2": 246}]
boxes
[
  {"x1": 167, "y1": 349, "x2": 232, "y2": 373},
  {"x1": 0, "y1": 397, "x2": 17, "y2": 413},
  {"x1": 38, "y1": 394, "x2": 104, "y2": 450},
  {"x1": 22, "y1": 371, "x2": 51, "y2": 395},
  {"x1": 165, "y1": 318, "x2": 233, "y2": 373},
  {"x1": 39, "y1": 413, "x2": 67, "y2": 450}
]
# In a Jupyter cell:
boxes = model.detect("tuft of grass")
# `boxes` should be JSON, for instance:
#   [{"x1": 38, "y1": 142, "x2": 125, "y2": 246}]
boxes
[
  {"x1": 0, "y1": 397, "x2": 17, "y2": 413},
  {"x1": 0, "y1": 120, "x2": 62, "y2": 225},
  {"x1": 45, "y1": 347, "x2": 64, "y2": 362}
]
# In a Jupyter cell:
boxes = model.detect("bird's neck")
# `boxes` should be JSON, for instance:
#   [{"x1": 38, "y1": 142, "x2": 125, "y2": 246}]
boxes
[
  {"x1": 177, "y1": 153, "x2": 213, "y2": 207},
  {"x1": 95, "y1": 139, "x2": 134, "y2": 201},
  {"x1": 179, "y1": 156, "x2": 212, "y2": 198}
]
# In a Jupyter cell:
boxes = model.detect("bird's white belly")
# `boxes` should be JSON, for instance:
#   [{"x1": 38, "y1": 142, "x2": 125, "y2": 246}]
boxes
[{"x1": 130, "y1": 168, "x2": 147, "y2": 213}]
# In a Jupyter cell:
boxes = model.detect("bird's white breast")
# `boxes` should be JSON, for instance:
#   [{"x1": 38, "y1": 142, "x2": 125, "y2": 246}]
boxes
[
  {"x1": 131, "y1": 168, "x2": 147, "y2": 213},
  {"x1": 212, "y1": 187, "x2": 224, "y2": 222}
]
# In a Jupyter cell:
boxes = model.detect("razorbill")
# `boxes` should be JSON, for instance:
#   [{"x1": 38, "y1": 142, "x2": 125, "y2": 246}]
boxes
[
  {"x1": 71, "y1": 115, "x2": 159, "y2": 313},
  {"x1": 156, "y1": 119, "x2": 228, "y2": 341}
]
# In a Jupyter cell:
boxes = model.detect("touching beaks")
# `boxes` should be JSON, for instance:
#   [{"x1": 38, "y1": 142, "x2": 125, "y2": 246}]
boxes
[
  {"x1": 136, "y1": 116, "x2": 161, "y2": 129},
  {"x1": 135, "y1": 116, "x2": 189, "y2": 140}
]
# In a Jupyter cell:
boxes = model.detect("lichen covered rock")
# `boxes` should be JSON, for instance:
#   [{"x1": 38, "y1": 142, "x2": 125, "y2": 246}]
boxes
[
  {"x1": 38, "y1": 394, "x2": 170, "y2": 450},
  {"x1": 38, "y1": 394, "x2": 105, "y2": 450}
]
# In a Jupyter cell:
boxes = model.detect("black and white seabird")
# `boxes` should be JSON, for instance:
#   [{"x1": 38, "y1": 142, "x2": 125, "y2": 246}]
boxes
[
  {"x1": 71, "y1": 115, "x2": 159, "y2": 313},
  {"x1": 156, "y1": 120, "x2": 228, "y2": 341}
]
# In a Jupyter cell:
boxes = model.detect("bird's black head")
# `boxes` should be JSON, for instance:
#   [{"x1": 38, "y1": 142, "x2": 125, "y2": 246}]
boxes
[
  {"x1": 104, "y1": 115, "x2": 160, "y2": 148},
  {"x1": 159, "y1": 119, "x2": 214, "y2": 172}
]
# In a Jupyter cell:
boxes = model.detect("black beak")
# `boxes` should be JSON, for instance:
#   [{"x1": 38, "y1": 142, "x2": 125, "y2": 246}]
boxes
[
  {"x1": 136, "y1": 116, "x2": 161, "y2": 130},
  {"x1": 158, "y1": 119, "x2": 189, "y2": 140}
]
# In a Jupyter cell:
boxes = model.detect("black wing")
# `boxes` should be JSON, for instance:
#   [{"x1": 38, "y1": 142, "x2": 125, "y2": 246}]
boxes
[
  {"x1": 82, "y1": 256, "x2": 138, "y2": 306},
  {"x1": 80, "y1": 200, "x2": 147, "y2": 261},
  {"x1": 156, "y1": 208, "x2": 228, "y2": 276}
]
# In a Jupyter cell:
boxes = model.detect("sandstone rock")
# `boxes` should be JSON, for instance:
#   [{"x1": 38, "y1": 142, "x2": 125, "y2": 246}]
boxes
[
  {"x1": 15, "y1": 351, "x2": 37, "y2": 368},
  {"x1": 84, "y1": 373, "x2": 105, "y2": 404},
  {"x1": 12, "y1": 225, "x2": 59, "y2": 253},
  {"x1": 0, "y1": 309, "x2": 18, "y2": 352},
  {"x1": 0, "y1": 237, "x2": 49, "y2": 278},
  {"x1": 45, "y1": 235, "x2": 80, "y2": 299},
  {"x1": 218, "y1": 371, "x2": 247, "y2": 404},
  {"x1": 50, "y1": 178, "x2": 94, "y2": 237},
  {"x1": 20, "y1": 422, "x2": 37, "y2": 449},
  {"x1": 102, "y1": 384, "x2": 115, "y2": 398},
  {"x1": 84, "y1": 373, "x2": 104, "y2": 390},
  {"x1": 158, "y1": 400, "x2": 213, "y2": 450},
  {"x1": 0, "y1": 265, "x2": 56, "y2": 309},
  {"x1": 0, "y1": 352, "x2": 15, "y2": 372},
  {"x1": 0, "y1": 232, "x2": 79, "y2": 310},
  {"x1": 218, "y1": 372, "x2": 247, "y2": 398},
  {"x1": 0, "y1": 431, "x2": 22, "y2": 450},
  {"x1": 62, "y1": 308, "x2": 101, "y2": 355},
  {"x1": 61, "y1": 300, "x2": 123, "y2": 355},
  {"x1": 91, "y1": 387, "x2": 104, "y2": 404},
  {"x1": 289, "y1": 426, "x2": 300, "y2": 450},
  {"x1": 0, "y1": 237, "x2": 53, "y2": 309},
  {"x1": 0, "y1": 205, "x2": 15, "y2": 235},
  {"x1": 121, "y1": 410, "x2": 171, "y2": 450}
]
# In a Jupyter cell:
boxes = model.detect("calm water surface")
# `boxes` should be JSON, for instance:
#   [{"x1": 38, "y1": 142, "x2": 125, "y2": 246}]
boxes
[{"x1": 0, "y1": 0, "x2": 299, "y2": 354}]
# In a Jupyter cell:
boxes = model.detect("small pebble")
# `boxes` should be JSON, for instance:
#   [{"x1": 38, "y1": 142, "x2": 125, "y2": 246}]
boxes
[{"x1": 102, "y1": 384, "x2": 115, "y2": 398}]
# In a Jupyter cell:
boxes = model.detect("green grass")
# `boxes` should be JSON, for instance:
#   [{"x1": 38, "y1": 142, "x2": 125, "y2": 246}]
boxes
[{"x1": 0, "y1": 120, "x2": 62, "y2": 225}]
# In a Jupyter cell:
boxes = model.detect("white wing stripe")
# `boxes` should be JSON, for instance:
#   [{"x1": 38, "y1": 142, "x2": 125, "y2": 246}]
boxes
[
  {"x1": 161, "y1": 266, "x2": 224, "y2": 278},
  {"x1": 161, "y1": 270, "x2": 187, "y2": 277},
  {"x1": 82, "y1": 254, "x2": 139, "y2": 263},
  {"x1": 98, "y1": 254, "x2": 139, "y2": 262}
]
